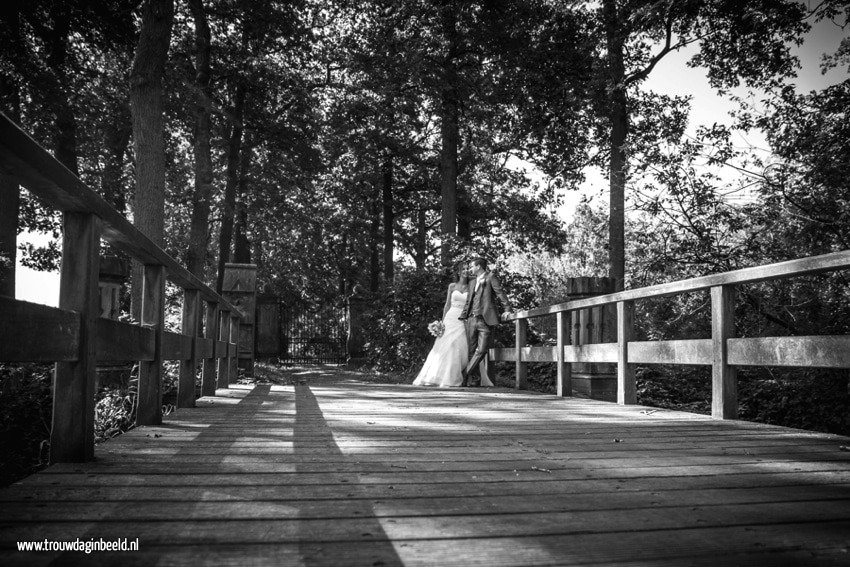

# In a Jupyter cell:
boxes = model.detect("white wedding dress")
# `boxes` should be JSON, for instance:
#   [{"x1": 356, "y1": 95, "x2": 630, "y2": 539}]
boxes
[{"x1": 413, "y1": 289, "x2": 494, "y2": 388}]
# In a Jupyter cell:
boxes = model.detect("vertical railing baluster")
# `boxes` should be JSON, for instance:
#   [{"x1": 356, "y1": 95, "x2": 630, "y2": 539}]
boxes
[
  {"x1": 201, "y1": 300, "x2": 219, "y2": 396},
  {"x1": 515, "y1": 318, "x2": 528, "y2": 390},
  {"x1": 556, "y1": 310, "x2": 571, "y2": 397},
  {"x1": 230, "y1": 313, "x2": 239, "y2": 382},
  {"x1": 137, "y1": 264, "x2": 165, "y2": 425},
  {"x1": 617, "y1": 300, "x2": 636, "y2": 404},
  {"x1": 51, "y1": 212, "x2": 101, "y2": 462},
  {"x1": 217, "y1": 310, "x2": 231, "y2": 388},
  {"x1": 177, "y1": 288, "x2": 200, "y2": 408},
  {"x1": 711, "y1": 285, "x2": 737, "y2": 419}
]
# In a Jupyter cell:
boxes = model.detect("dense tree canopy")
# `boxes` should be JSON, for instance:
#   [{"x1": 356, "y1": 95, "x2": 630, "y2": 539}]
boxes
[{"x1": 0, "y1": 0, "x2": 846, "y2": 314}]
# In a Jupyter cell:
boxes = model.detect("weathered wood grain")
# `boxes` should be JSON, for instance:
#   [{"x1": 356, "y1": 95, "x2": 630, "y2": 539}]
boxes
[
  {"x1": 564, "y1": 342, "x2": 618, "y2": 363},
  {"x1": 51, "y1": 212, "x2": 100, "y2": 463},
  {"x1": 217, "y1": 311, "x2": 231, "y2": 388},
  {"x1": 556, "y1": 311, "x2": 571, "y2": 397},
  {"x1": 95, "y1": 318, "x2": 155, "y2": 362},
  {"x1": 728, "y1": 335, "x2": 850, "y2": 368},
  {"x1": 515, "y1": 318, "x2": 528, "y2": 389},
  {"x1": 627, "y1": 338, "x2": 712, "y2": 365},
  {"x1": 0, "y1": 296, "x2": 79, "y2": 362},
  {"x1": 177, "y1": 289, "x2": 200, "y2": 408},
  {"x1": 512, "y1": 248, "x2": 850, "y2": 319},
  {"x1": 229, "y1": 314, "x2": 239, "y2": 381},
  {"x1": 161, "y1": 331, "x2": 193, "y2": 361},
  {"x1": 617, "y1": 300, "x2": 635, "y2": 404},
  {"x1": 2, "y1": 373, "x2": 849, "y2": 567},
  {"x1": 194, "y1": 337, "x2": 213, "y2": 360},
  {"x1": 201, "y1": 300, "x2": 219, "y2": 396},
  {"x1": 712, "y1": 285, "x2": 737, "y2": 419},
  {"x1": 137, "y1": 264, "x2": 165, "y2": 426}
]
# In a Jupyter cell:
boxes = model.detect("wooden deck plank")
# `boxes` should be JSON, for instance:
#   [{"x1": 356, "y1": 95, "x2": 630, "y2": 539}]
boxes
[
  {"x1": 1, "y1": 373, "x2": 849, "y2": 566},
  {"x1": 4, "y1": 485, "x2": 850, "y2": 521}
]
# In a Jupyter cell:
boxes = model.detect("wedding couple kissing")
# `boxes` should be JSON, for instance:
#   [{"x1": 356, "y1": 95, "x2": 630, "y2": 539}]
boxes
[{"x1": 413, "y1": 257, "x2": 514, "y2": 388}]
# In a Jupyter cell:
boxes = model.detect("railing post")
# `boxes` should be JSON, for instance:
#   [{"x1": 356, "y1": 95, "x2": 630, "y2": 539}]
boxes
[
  {"x1": 617, "y1": 300, "x2": 636, "y2": 404},
  {"x1": 556, "y1": 311, "x2": 571, "y2": 397},
  {"x1": 137, "y1": 264, "x2": 165, "y2": 426},
  {"x1": 201, "y1": 300, "x2": 219, "y2": 396},
  {"x1": 566, "y1": 277, "x2": 617, "y2": 401},
  {"x1": 711, "y1": 285, "x2": 737, "y2": 419},
  {"x1": 177, "y1": 288, "x2": 200, "y2": 408},
  {"x1": 229, "y1": 313, "x2": 240, "y2": 383},
  {"x1": 51, "y1": 212, "x2": 101, "y2": 463},
  {"x1": 515, "y1": 318, "x2": 528, "y2": 390},
  {"x1": 217, "y1": 310, "x2": 231, "y2": 388}
]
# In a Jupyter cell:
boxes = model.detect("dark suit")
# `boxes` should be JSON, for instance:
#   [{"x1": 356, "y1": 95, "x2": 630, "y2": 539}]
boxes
[{"x1": 459, "y1": 271, "x2": 512, "y2": 385}]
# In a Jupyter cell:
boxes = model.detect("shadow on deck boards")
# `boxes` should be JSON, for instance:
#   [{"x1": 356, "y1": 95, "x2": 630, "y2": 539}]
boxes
[{"x1": 0, "y1": 367, "x2": 849, "y2": 565}]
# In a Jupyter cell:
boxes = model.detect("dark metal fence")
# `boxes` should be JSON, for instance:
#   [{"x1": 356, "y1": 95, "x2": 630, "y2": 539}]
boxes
[{"x1": 276, "y1": 303, "x2": 348, "y2": 364}]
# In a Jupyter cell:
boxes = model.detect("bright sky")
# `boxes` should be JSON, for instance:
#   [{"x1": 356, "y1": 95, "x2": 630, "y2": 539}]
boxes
[
  {"x1": 14, "y1": 11, "x2": 848, "y2": 307},
  {"x1": 556, "y1": 12, "x2": 848, "y2": 217}
]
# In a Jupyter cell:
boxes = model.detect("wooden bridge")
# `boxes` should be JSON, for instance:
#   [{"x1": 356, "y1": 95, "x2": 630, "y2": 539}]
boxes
[
  {"x1": 2, "y1": 114, "x2": 850, "y2": 565},
  {"x1": 2, "y1": 369, "x2": 849, "y2": 565}
]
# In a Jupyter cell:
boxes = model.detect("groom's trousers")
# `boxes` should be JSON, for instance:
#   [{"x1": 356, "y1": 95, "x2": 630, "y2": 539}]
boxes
[{"x1": 465, "y1": 315, "x2": 492, "y2": 383}]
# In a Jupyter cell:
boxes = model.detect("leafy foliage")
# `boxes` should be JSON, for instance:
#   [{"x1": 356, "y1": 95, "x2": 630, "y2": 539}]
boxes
[
  {"x1": 362, "y1": 268, "x2": 448, "y2": 372},
  {"x1": 0, "y1": 364, "x2": 52, "y2": 487}
]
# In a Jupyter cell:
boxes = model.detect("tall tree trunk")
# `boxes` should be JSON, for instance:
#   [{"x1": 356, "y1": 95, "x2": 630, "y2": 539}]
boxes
[
  {"x1": 216, "y1": 82, "x2": 246, "y2": 292},
  {"x1": 457, "y1": 193, "x2": 471, "y2": 240},
  {"x1": 0, "y1": 76, "x2": 20, "y2": 297},
  {"x1": 603, "y1": 0, "x2": 628, "y2": 291},
  {"x1": 439, "y1": 4, "x2": 460, "y2": 268},
  {"x1": 232, "y1": 135, "x2": 252, "y2": 264},
  {"x1": 101, "y1": 102, "x2": 132, "y2": 212},
  {"x1": 129, "y1": 0, "x2": 175, "y2": 319},
  {"x1": 45, "y1": 12, "x2": 79, "y2": 176},
  {"x1": 368, "y1": 199, "x2": 380, "y2": 293},
  {"x1": 338, "y1": 232, "x2": 348, "y2": 297},
  {"x1": 0, "y1": 2, "x2": 21, "y2": 297},
  {"x1": 381, "y1": 153, "x2": 394, "y2": 283},
  {"x1": 414, "y1": 207, "x2": 427, "y2": 270},
  {"x1": 185, "y1": 0, "x2": 214, "y2": 280}
]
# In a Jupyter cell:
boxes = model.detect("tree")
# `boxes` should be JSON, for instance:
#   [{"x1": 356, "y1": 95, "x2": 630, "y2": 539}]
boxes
[
  {"x1": 184, "y1": 0, "x2": 215, "y2": 280},
  {"x1": 129, "y1": 0, "x2": 175, "y2": 315},
  {"x1": 531, "y1": 0, "x2": 815, "y2": 290}
]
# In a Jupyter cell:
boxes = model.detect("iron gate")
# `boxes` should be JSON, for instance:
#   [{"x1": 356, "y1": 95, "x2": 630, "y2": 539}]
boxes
[{"x1": 256, "y1": 301, "x2": 348, "y2": 364}]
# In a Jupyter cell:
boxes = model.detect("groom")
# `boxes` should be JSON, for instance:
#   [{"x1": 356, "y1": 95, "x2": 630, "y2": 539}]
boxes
[{"x1": 459, "y1": 257, "x2": 514, "y2": 387}]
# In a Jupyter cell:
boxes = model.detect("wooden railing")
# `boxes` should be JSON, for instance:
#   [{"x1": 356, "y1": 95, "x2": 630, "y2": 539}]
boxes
[
  {"x1": 493, "y1": 250, "x2": 850, "y2": 419},
  {"x1": 0, "y1": 112, "x2": 242, "y2": 462}
]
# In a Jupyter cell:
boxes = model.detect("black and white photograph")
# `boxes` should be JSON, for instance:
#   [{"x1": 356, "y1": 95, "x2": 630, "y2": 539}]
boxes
[{"x1": 1, "y1": 0, "x2": 849, "y2": 564}]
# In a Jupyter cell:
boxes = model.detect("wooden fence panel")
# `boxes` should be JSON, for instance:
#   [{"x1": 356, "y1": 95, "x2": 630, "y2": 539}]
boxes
[
  {"x1": 0, "y1": 297, "x2": 79, "y2": 362},
  {"x1": 51, "y1": 212, "x2": 100, "y2": 463},
  {"x1": 617, "y1": 301, "x2": 636, "y2": 405},
  {"x1": 728, "y1": 336, "x2": 850, "y2": 368},
  {"x1": 515, "y1": 319, "x2": 528, "y2": 390},
  {"x1": 201, "y1": 301, "x2": 219, "y2": 396},
  {"x1": 711, "y1": 285, "x2": 737, "y2": 419},
  {"x1": 177, "y1": 288, "x2": 200, "y2": 408},
  {"x1": 217, "y1": 311, "x2": 231, "y2": 388},
  {"x1": 556, "y1": 311, "x2": 571, "y2": 397},
  {"x1": 137, "y1": 265, "x2": 165, "y2": 426}
]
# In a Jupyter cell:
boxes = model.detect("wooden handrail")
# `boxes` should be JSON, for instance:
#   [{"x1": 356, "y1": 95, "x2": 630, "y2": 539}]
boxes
[
  {"x1": 494, "y1": 249, "x2": 850, "y2": 420},
  {"x1": 509, "y1": 249, "x2": 850, "y2": 320},
  {"x1": 0, "y1": 112, "x2": 239, "y2": 312},
  {"x1": 0, "y1": 112, "x2": 243, "y2": 463}
]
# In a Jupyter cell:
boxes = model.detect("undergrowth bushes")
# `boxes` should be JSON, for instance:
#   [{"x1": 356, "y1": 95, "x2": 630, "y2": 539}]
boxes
[
  {"x1": 360, "y1": 265, "x2": 850, "y2": 437},
  {"x1": 0, "y1": 364, "x2": 52, "y2": 487},
  {"x1": 0, "y1": 360, "x2": 190, "y2": 487}
]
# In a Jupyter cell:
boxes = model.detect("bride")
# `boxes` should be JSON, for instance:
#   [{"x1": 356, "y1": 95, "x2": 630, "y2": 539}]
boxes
[{"x1": 413, "y1": 264, "x2": 494, "y2": 387}]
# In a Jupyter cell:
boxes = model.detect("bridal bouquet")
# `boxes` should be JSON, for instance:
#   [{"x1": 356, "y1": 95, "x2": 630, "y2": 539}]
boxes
[{"x1": 427, "y1": 320, "x2": 445, "y2": 337}]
